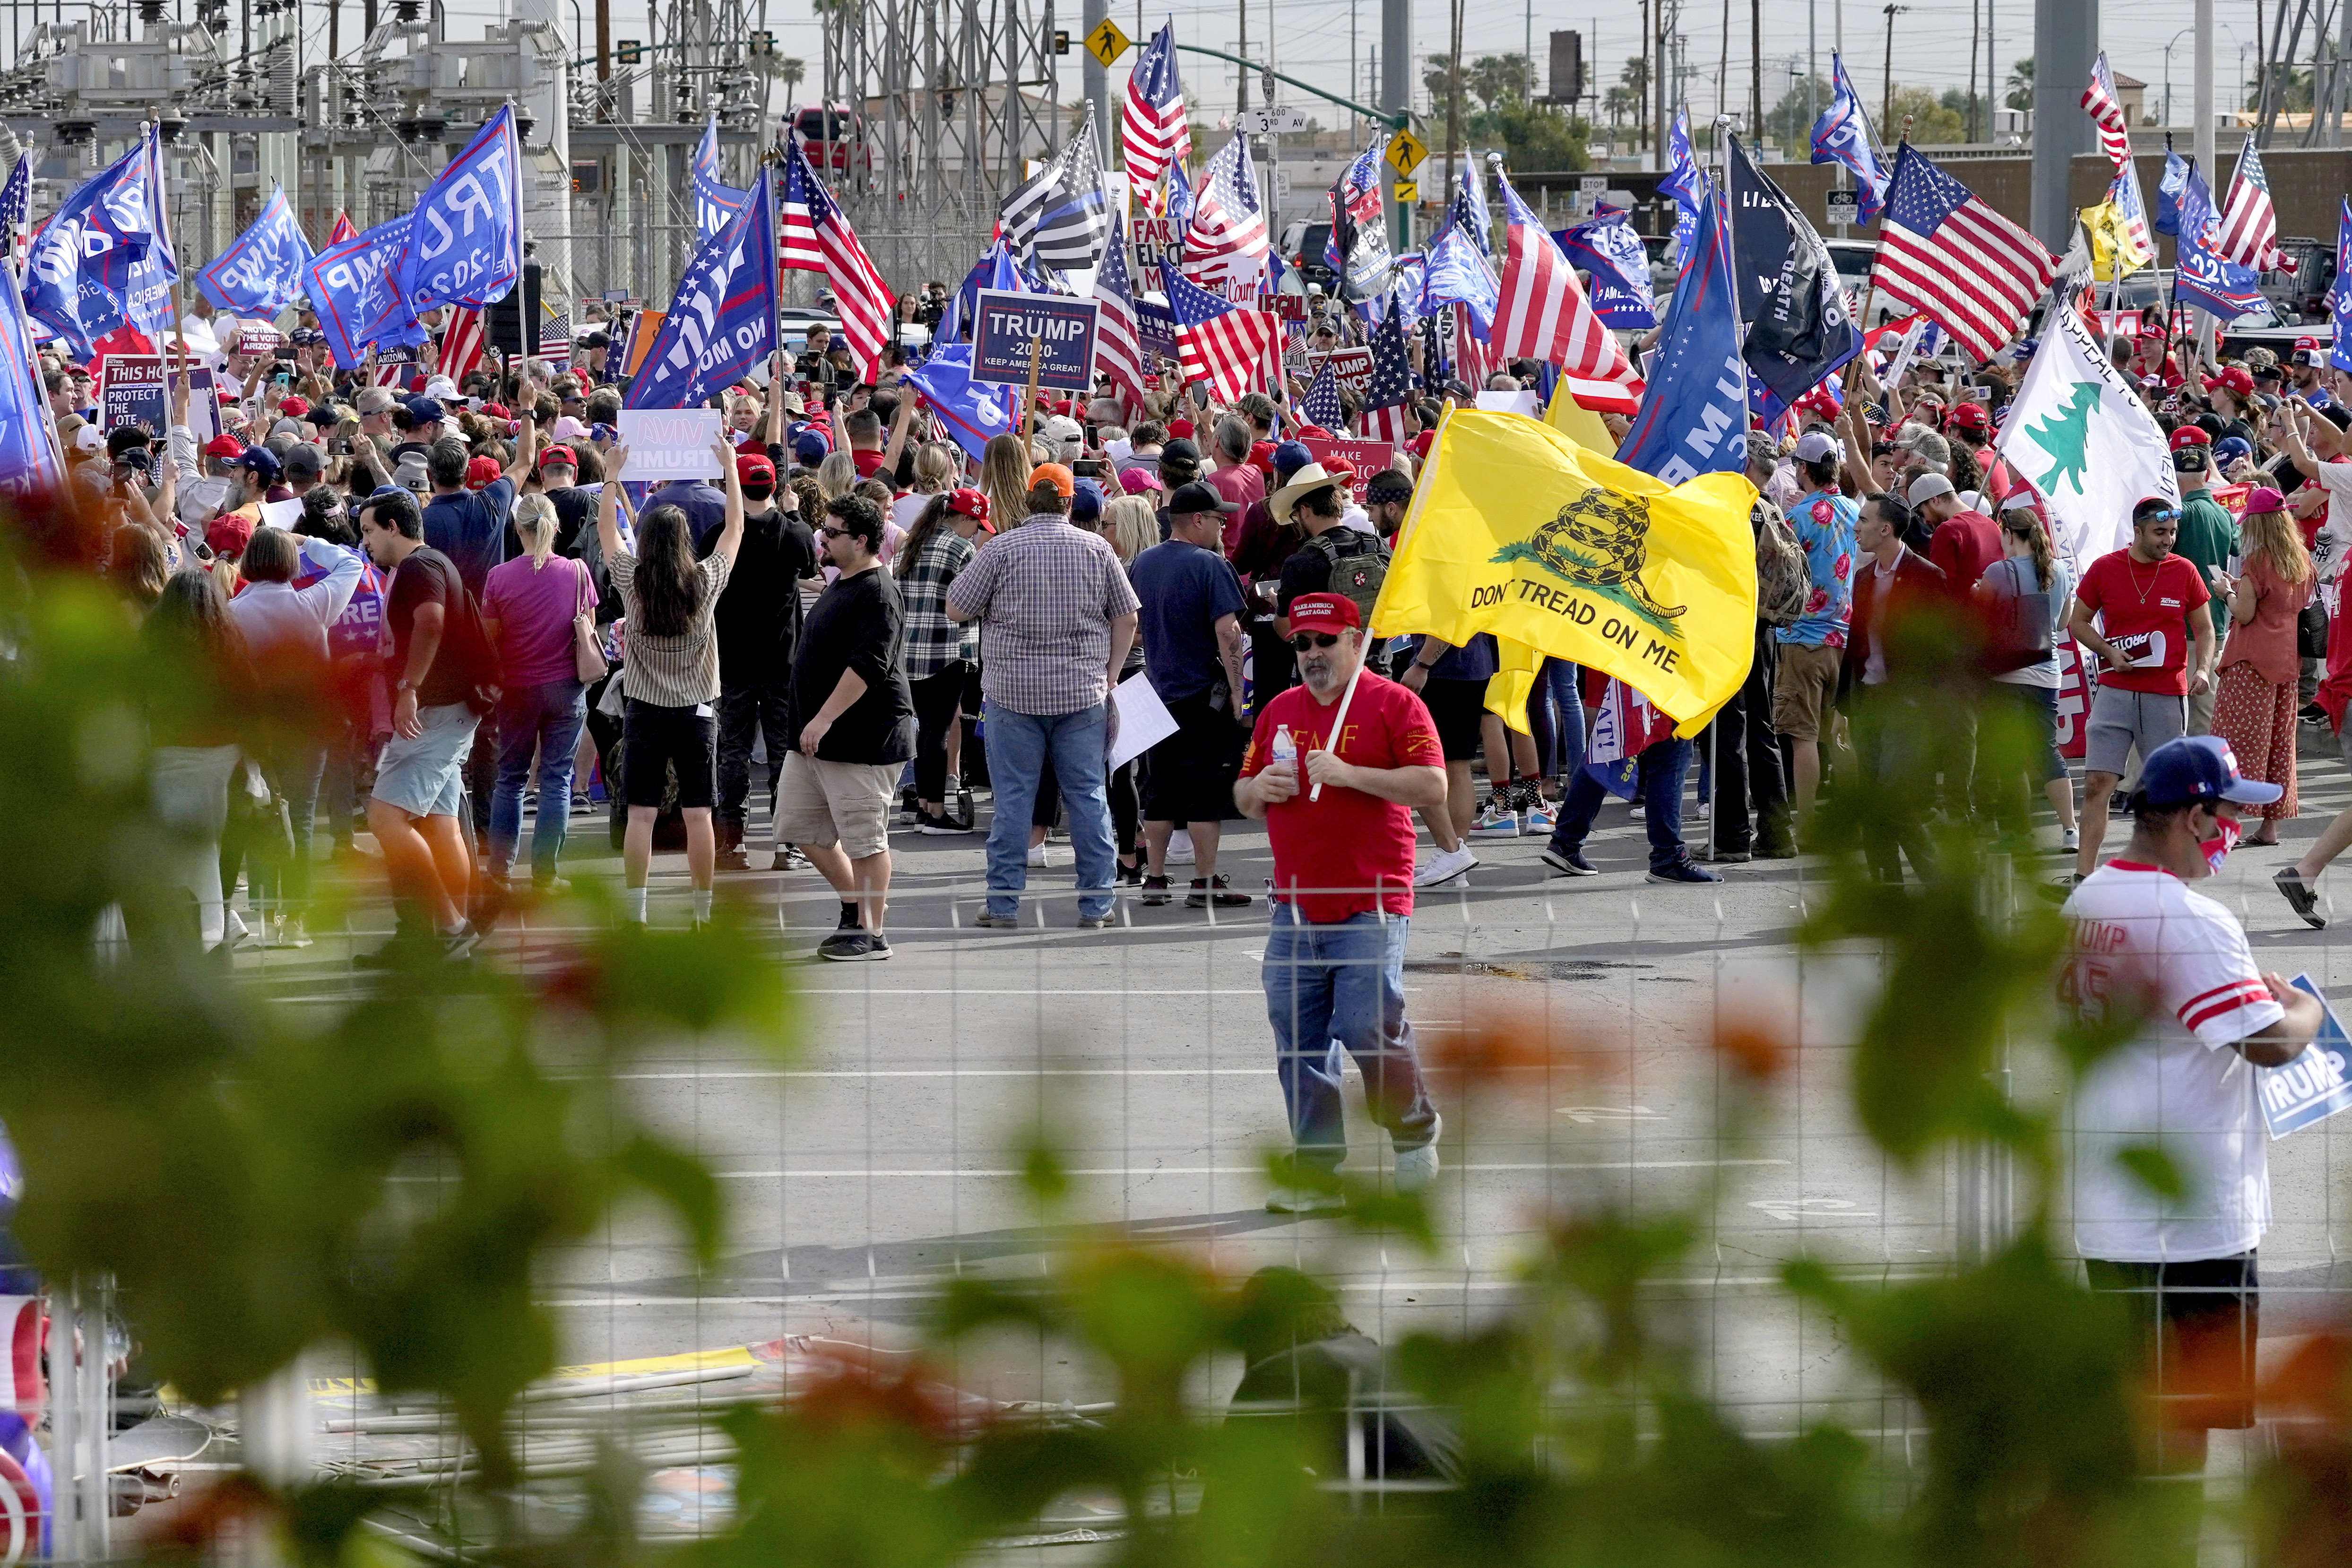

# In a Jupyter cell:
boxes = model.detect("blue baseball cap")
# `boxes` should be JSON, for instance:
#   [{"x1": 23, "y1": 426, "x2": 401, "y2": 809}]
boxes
[
  {"x1": 793, "y1": 429, "x2": 831, "y2": 465},
  {"x1": 2214, "y1": 434, "x2": 2255, "y2": 466},
  {"x1": 2136, "y1": 735, "x2": 2283, "y2": 810},
  {"x1": 1271, "y1": 439, "x2": 1315, "y2": 481},
  {"x1": 1070, "y1": 477, "x2": 1104, "y2": 523},
  {"x1": 405, "y1": 395, "x2": 445, "y2": 424}
]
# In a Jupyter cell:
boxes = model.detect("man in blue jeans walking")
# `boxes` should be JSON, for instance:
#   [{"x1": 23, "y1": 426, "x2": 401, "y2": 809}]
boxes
[
  {"x1": 1540, "y1": 729, "x2": 1721, "y2": 884},
  {"x1": 1237, "y1": 594, "x2": 1449, "y2": 1213},
  {"x1": 945, "y1": 464, "x2": 1140, "y2": 928}
]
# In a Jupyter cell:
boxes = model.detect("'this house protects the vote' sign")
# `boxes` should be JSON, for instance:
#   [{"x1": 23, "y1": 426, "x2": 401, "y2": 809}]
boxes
[{"x1": 969, "y1": 289, "x2": 1101, "y2": 393}]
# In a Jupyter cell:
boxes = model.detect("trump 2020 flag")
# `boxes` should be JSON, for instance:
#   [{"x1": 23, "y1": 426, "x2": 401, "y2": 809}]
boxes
[
  {"x1": 1617, "y1": 188, "x2": 1748, "y2": 485},
  {"x1": 903, "y1": 343, "x2": 1018, "y2": 460},
  {"x1": 1810, "y1": 52, "x2": 1890, "y2": 225},
  {"x1": 692, "y1": 114, "x2": 748, "y2": 240},
  {"x1": 2333, "y1": 199, "x2": 2352, "y2": 374},
  {"x1": 1375, "y1": 409, "x2": 1757, "y2": 735},
  {"x1": 399, "y1": 103, "x2": 522, "y2": 313},
  {"x1": 0, "y1": 261, "x2": 63, "y2": 498},
  {"x1": 199, "y1": 183, "x2": 314, "y2": 314},
  {"x1": 306, "y1": 214, "x2": 427, "y2": 367},
  {"x1": 1993, "y1": 286, "x2": 2177, "y2": 564},
  {"x1": 1581, "y1": 677, "x2": 1681, "y2": 797},
  {"x1": 1556, "y1": 209, "x2": 1658, "y2": 329},
  {"x1": 625, "y1": 173, "x2": 779, "y2": 409},
  {"x1": 1660, "y1": 108, "x2": 1710, "y2": 268},
  {"x1": 24, "y1": 139, "x2": 163, "y2": 356}
]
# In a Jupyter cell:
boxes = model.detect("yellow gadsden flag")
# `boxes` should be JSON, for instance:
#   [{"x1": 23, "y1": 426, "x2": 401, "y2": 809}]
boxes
[{"x1": 1372, "y1": 411, "x2": 1758, "y2": 737}]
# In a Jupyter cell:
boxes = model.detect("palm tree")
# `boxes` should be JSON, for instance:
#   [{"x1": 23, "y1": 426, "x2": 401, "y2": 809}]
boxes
[{"x1": 778, "y1": 56, "x2": 806, "y2": 110}]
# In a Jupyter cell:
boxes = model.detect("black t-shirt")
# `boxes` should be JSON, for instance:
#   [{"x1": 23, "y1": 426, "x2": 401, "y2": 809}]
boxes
[
  {"x1": 715, "y1": 506, "x2": 820, "y2": 686},
  {"x1": 785, "y1": 565, "x2": 915, "y2": 763},
  {"x1": 386, "y1": 545, "x2": 489, "y2": 709}
]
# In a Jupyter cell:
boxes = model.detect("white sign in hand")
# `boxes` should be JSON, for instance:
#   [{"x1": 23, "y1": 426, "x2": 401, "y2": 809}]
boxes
[{"x1": 615, "y1": 409, "x2": 725, "y2": 479}]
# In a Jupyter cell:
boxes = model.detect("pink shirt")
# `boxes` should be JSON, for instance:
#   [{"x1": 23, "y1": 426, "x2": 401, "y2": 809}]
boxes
[{"x1": 483, "y1": 554, "x2": 594, "y2": 688}]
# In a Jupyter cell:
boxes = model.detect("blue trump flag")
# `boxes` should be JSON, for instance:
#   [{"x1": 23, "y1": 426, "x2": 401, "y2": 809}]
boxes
[
  {"x1": 400, "y1": 103, "x2": 523, "y2": 313},
  {"x1": 2332, "y1": 199, "x2": 2352, "y2": 374},
  {"x1": 0, "y1": 260, "x2": 63, "y2": 498},
  {"x1": 1556, "y1": 209, "x2": 1659, "y2": 328},
  {"x1": 1617, "y1": 189, "x2": 1748, "y2": 485},
  {"x1": 2175, "y1": 164, "x2": 2265, "y2": 322},
  {"x1": 24, "y1": 138, "x2": 165, "y2": 356},
  {"x1": 2156, "y1": 147, "x2": 2190, "y2": 237},
  {"x1": 306, "y1": 215, "x2": 426, "y2": 367},
  {"x1": 1809, "y1": 52, "x2": 1889, "y2": 224},
  {"x1": 625, "y1": 171, "x2": 779, "y2": 409},
  {"x1": 943, "y1": 240, "x2": 1025, "y2": 341},
  {"x1": 89, "y1": 127, "x2": 181, "y2": 342},
  {"x1": 199, "y1": 183, "x2": 314, "y2": 314},
  {"x1": 693, "y1": 114, "x2": 749, "y2": 240},
  {"x1": 1420, "y1": 225, "x2": 1499, "y2": 339},
  {"x1": 1659, "y1": 108, "x2": 1710, "y2": 269},
  {"x1": 903, "y1": 344, "x2": 1019, "y2": 459}
]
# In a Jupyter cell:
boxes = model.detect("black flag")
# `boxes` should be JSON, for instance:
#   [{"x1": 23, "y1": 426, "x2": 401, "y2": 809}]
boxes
[{"x1": 1726, "y1": 134, "x2": 1860, "y2": 411}]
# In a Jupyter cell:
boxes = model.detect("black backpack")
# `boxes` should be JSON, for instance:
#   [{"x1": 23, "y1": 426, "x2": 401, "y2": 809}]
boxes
[{"x1": 1306, "y1": 528, "x2": 1391, "y2": 626}]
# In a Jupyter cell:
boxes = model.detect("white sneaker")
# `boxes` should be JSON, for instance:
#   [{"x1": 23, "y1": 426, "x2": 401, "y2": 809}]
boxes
[
  {"x1": 1413, "y1": 844, "x2": 1479, "y2": 887},
  {"x1": 1026, "y1": 842, "x2": 1046, "y2": 868},
  {"x1": 1524, "y1": 801, "x2": 1557, "y2": 834},
  {"x1": 1166, "y1": 828, "x2": 1195, "y2": 866},
  {"x1": 1265, "y1": 1183, "x2": 1349, "y2": 1214},
  {"x1": 1469, "y1": 803, "x2": 1521, "y2": 837},
  {"x1": 263, "y1": 915, "x2": 313, "y2": 949},
  {"x1": 1394, "y1": 1114, "x2": 1443, "y2": 1194},
  {"x1": 2061, "y1": 826, "x2": 2080, "y2": 852}
]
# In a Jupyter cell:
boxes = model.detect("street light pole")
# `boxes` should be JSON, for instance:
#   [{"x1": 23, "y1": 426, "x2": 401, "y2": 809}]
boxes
[{"x1": 1880, "y1": 3, "x2": 1905, "y2": 129}]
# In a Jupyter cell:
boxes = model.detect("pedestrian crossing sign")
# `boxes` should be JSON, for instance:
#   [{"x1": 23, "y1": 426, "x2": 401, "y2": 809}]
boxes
[
  {"x1": 1386, "y1": 128, "x2": 1427, "y2": 176},
  {"x1": 1085, "y1": 19, "x2": 1131, "y2": 67}
]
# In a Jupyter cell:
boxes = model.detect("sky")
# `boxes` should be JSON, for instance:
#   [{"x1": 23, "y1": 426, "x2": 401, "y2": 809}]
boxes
[{"x1": 311, "y1": 1, "x2": 2278, "y2": 134}]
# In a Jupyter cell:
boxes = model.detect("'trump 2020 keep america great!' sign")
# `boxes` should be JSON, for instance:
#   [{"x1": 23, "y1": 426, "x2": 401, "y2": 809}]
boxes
[{"x1": 969, "y1": 289, "x2": 1101, "y2": 393}]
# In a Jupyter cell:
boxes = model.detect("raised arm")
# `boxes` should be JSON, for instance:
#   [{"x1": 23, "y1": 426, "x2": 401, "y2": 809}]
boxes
[
  {"x1": 597, "y1": 446, "x2": 631, "y2": 566},
  {"x1": 709, "y1": 436, "x2": 746, "y2": 569}
]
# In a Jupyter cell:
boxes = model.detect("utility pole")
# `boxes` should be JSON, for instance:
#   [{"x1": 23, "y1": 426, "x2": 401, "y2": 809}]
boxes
[
  {"x1": 1238, "y1": 0, "x2": 1249, "y2": 114},
  {"x1": 1653, "y1": 0, "x2": 1668, "y2": 168},
  {"x1": 2031, "y1": 0, "x2": 2097, "y2": 248},
  {"x1": 1442, "y1": 0, "x2": 1462, "y2": 202},
  {"x1": 1382, "y1": 0, "x2": 1411, "y2": 249},
  {"x1": 1880, "y1": 4, "x2": 1904, "y2": 129},
  {"x1": 1751, "y1": 0, "x2": 1763, "y2": 139},
  {"x1": 1083, "y1": 0, "x2": 1107, "y2": 160},
  {"x1": 2194, "y1": 0, "x2": 2215, "y2": 173},
  {"x1": 1968, "y1": 0, "x2": 1980, "y2": 140}
]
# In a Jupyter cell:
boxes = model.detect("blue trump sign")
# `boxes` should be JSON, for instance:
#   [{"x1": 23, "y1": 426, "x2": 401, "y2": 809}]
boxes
[
  {"x1": 970, "y1": 289, "x2": 1100, "y2": 392},
  {"x1": 2261, "y1": 974, "x2": 2352, "y2": 1139}
]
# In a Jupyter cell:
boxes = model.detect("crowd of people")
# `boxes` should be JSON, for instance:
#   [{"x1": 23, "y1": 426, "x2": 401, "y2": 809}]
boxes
[{"x1": 35, "y1": 284, "x2": 2352, "y2": 963}]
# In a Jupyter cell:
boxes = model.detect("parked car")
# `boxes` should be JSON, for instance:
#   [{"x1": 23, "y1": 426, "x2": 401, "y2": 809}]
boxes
[
  {"x1": 2266, "y1": 235, "x2": 2336, "y2": 323},
  {"x1": 1277, "y1": 219, "x2": 1339, "y2": 292},
  {"x1": 1822, "y1": 239, "x2": 1907, "y2": 329},
  {"x1": 792, "y1": 104, "x2": 871, "y2": 184}
]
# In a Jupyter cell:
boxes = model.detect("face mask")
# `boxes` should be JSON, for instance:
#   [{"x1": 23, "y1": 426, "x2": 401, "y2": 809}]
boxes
[{"x1": 2201, "y1": 814, "x2": 2241, "y2": 874}]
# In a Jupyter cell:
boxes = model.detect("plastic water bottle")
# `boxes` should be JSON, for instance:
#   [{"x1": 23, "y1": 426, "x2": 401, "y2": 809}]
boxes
[{"x1": 1271, "y1": 724, "x2": 1297, "y2": 788}]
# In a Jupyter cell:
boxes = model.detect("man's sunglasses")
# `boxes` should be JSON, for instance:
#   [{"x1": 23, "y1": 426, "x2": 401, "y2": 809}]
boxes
[
  {"x1": 819, "y1": 524, "x2": 853, "y2": 538},
  {"x1": 1288, "y1": 632, "x2": 1342, "y2": 650}
]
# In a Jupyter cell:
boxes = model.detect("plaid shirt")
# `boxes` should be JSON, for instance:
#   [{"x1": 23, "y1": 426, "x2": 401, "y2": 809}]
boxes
[
  {"x1": 946, "y1": 515, "x2": 1141, "y2": 716},
  {"x1": 897, "y1": 528, "x2": 979, "y2": 679}
]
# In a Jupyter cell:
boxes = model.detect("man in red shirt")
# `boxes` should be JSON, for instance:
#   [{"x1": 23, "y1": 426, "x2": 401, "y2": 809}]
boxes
[
  {"x1": 1237, "y1": 593, "x2": 1448, "y2": 1214},
  {"x1": 1911, "y1": 472, "x2": 2002, "y2": 588},
  {"x1": 2067, "y1": 496, "x2": 2217, "y2": 882}
]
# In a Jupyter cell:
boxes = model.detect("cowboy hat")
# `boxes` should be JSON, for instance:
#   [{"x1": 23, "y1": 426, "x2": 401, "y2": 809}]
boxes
[{"x1": 1268, "y1": 461, "x2": 1345, "y2": 527}]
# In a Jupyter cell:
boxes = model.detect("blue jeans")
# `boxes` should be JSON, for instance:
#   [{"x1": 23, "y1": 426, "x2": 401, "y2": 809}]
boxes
[
  {"x1": 982, "y1": 700, "x2": 1116, "y2": 920},
  {"x1": 1524, "y1": 658, "x2": 1585, "y2": 778},
  {"x1": 1263, "y1": 904, "x2": 1438, "y2": 1174},
  {"x1": 1547, "y1": 736, "x2": 1694, "y2": 869},
  {"x1": 488, "y1": 679, "x2": 588, "y2": 884}
]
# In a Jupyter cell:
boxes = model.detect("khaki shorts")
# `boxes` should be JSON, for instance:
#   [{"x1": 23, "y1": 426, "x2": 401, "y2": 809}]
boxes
[
  {"x1": 774, "y1": 751, "x2": 900, "y2": 859},
  {"x1": 1772, "y1": 642, "x2": 1843, "y2": 742}
]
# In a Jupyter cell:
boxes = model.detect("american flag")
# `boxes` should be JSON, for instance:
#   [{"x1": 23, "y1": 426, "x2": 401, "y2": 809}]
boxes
[
  {"x1": 1298, "y1": 359, "x2": 1345, "y2": 428},
  {"x1": 1489, "y1": 167, "x2": 1638, "y2": 398},
  {"x1": 437, "y1": 304, "x2": 486, "y2": 381},
  {"x1": 1178, "y1": 133, "x2": 1268, "y2": 290},
  {"x1": 999, "y1": 105, "x2": 1112, "y2": 270},
  {"x1": 327, "y1": 210, "x2": 358, "y2": 246},
  {"x1": 1092, "y1": 210, "x2": 1152, "y2": 408},
  {"x1": 2217, "y1": 134, "x2": 2288, "y2": 271},
  {"x1": 1119, "y1": 21, "x2": 1190, "y2": 212},
  {"x1": 537, "y1": 301, "x2": 574, "y2": 360},
  {"x1": 782, "y1": 139, "x2": 895, "y2": 381},
  {"x1": 2081, "y1": 52, "x2": 2133, "y2": 172},
  {"x1": 778, "y1": 143, "x2": 827, "y2": 271},
  {"x1": 1167, "y1": 268, "x2": 1276, "y2": 402},
  {"x1": 1871, "y1": 145, "x2": 2055, "y2": 364},
  {"x1": 0, "y1": 157, "x2": 26, "y2": 265},
  {"x1": 1359, "y1": 291, "x2": 1415, "y2": 447}
]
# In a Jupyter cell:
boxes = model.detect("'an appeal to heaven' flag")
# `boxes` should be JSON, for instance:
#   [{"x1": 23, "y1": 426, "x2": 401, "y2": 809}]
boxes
[
  {"x1": 198, "y1": 182, "x2": 314, "y2": 314},
  {"x1": 399, "y1": 103, "x2": 522, "y2": 313},
  {"x1": 625, "y1": 170, "x2": 779, "y2": 409},
  {"x1": 1993, "y1": 285, "x2": 2177, "y2": 564},
  {"x1": 1374, "y1": 410, "x2": 1758, "y2": 736}
]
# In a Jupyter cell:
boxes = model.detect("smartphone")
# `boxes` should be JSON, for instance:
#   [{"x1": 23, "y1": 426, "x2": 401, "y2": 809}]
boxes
[{"x1": 1072, "y1": 459, "x2": 1106, "y2": 478}]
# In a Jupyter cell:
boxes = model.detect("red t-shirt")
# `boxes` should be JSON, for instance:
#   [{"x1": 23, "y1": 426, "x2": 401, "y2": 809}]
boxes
[
  {"x1": 1928, "y1": 508, "x2": 2004, "y2": 589},
  {"x1": 2075, "y1": 549, "x2": 2212, "y2": 695},
  {"x1": 851, "y1": 447, "x2": 888, "y2": 478},
  {"x1": 1242, "y1": 673, "x2": 1442, "y2": 921}
]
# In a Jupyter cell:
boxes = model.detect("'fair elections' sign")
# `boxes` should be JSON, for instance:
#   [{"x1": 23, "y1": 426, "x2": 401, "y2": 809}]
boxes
[
  {"x1": 2262, "y1": 975, "x2": 2352, "y2": 1137},
  {"x1": 970, "y1": 290, "x2": 1101, "y2": 392},
  {"x1": 100, "y1": 355, "x2": 167, "y2": 432},
  {"x1": 615, "y1": 408, "x2": 724, "y2": 479}
]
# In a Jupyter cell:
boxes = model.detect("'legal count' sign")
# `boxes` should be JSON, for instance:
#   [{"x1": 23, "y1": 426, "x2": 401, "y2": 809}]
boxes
[{"x1": 970, "y1": 289, "x2": 1101, "y2": 393}]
